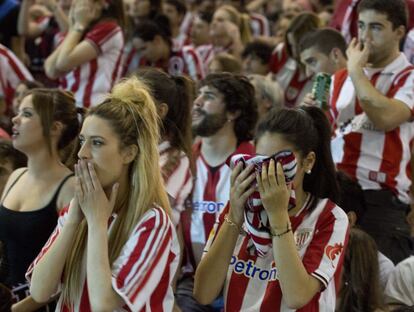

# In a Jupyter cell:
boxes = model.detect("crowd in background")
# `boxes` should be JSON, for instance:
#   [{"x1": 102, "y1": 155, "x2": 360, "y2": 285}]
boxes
[{"x1": 1, "y1": 0, "x2": 414, "y2": 311}]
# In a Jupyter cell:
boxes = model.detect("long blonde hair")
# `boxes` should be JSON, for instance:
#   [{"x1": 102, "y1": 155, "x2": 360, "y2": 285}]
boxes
[
  {"x1": 61, "y1": 77, "x2": 171, "y2": 306},
  {"x1": 217, "y1": 5, "x2": 252, "y2": 45}
]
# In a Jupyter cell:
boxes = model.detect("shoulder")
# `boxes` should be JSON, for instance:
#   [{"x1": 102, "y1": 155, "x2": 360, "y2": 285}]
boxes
[
  {"x1": 1, "y1": 167, "x2": 27, "y2": 201},
  {"x1": 85, "y1": 20, "x2": 123, "y2": 46},
  {"x1": 56, "y1": 174, "x2": 75, "y2": 211},
  {"x1": 312, "y1": 198, "x2": 349, "y2": 227},
  {"x1": 134, "y1": 206, "x2": 173, "y2": 233}
]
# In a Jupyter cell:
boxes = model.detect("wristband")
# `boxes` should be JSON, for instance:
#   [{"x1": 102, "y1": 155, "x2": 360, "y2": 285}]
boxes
[
  {"x1": 270, "y1": 222, "x2": 292, "y2": 238},
  {"x1": 224, "y1": 214, "x2": 242, "y2": 233},
  {"x1": 73, "y1": 25, "x2": 86, "y2": 33}
]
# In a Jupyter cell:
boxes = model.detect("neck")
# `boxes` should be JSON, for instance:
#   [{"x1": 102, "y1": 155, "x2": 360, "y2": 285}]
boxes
[
  {"x1": 200, "y1": 125, "x2": 238, "y2": 167},
  {"x1": 26, "y1": 147, "x2": 65, "y2": 177},
  {"x1": 213, "y1": 35, "x2": 232, "y2": 49},
  {"x1": 288, "y1": 183, "x2": 308, "y2": 216}
]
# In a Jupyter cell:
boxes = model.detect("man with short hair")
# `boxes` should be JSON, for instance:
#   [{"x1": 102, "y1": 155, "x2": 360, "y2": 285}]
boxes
[
  {"x1": 177, "y1": 73, "x2": 257, "y2": 312},
  {"x1": 242, "y1": 40, "x2": 274, "y2": 76},
  {"x1": 330, "y1": 0, "x2": 414, "y2": 264}
]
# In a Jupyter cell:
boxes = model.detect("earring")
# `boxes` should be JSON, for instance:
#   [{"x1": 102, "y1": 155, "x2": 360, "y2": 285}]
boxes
[{"x1": 306, "y1": 169, "x2": 311, "y2": 174}]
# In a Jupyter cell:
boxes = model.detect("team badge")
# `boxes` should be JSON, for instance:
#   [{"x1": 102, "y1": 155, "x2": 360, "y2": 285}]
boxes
[
  {"x1": 325, "y1": 243, "x2": 344, "y2": 267},
  {"x1": 294, "y1": 228, "x2": 313, "y2": 249},
  {"x1": 169, "y1": 56, "x2": 184, "y2": 76}
]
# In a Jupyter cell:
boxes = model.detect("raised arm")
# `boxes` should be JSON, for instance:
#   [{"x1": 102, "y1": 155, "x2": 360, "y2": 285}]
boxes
[
  {"x1": 347, "y1": 38, "x2": 412, "y2": 132},
  {"x1": 18, "y1": 0, "x2": 47, "y2": 38}
]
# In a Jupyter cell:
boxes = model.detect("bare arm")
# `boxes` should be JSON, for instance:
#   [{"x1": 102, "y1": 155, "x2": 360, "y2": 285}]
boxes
[
  {"x1": 347, "y1": 38, "x2": 412, "y2": 132},
  {"x1": 17, "y1": 0, "x2": 47, "y2": 38}
]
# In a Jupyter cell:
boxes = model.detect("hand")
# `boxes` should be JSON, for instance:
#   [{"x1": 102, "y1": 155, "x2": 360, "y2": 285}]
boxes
[
  {"x1": 37, "y1": 0, "x2": 57, "y2": 12},
  {"x1": 257, "y1": 160, "x2": 290, "y2": 227},
  {"x1": 346, "y1": 38, "x2": 371, "y2": 74},
  {"x1": 229, "y1": 163, "x2": 256, "y2": 226},
  {"x1": 301, "y1": 93, "x2": 318, "y2": 107},
  {"x1": 72, "y1": 0, "x2": 97, "y2": 29},
  {"x1": 66, "y1": 196, "x2": 84, "y2": 225},
  {"x1": 75, "y1": 160, "x2": 119, "y2": 227}
]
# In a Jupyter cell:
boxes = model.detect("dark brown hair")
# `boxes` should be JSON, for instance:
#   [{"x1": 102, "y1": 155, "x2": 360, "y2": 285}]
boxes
[
  {"x1": 358, "y1": 0, "x2": 408, "y2": 30},
  {"x1": 26, "y1": 89, "x2": 81, "y2": 154},
  {"x1": 337, "y1": 228, "x2": 384, "y2": 312}
]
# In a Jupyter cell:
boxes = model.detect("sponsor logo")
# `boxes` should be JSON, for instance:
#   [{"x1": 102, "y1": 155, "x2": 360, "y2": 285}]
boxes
[
  {"x1": 325, "y1": 243, "x2": 344, "y2": 267},
  {"x1": 193, "y1": 201, "x2": 225, "y2": 213},
  {"x1": 230, "y1": 255, "x2": 278, "y2": 281}
]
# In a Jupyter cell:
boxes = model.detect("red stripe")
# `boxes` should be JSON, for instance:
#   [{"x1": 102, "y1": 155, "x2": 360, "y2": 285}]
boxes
[
  {"x1": 337, "y1": 132, "x2": 363, "y2": 180},
  {"x1": 79, "y1": 280, "x2": 91, "y2": 311},
  {"x1": 130, "y1": 225, "x2": 172, "y2": 301},
  {"x1": 379, "y1": 129, "x2": 403, "y2": 191},
  {"x1": 284, "y1": 69, "x2": 311, "y2": 108},
  {"x1": 185, "y1": 48, "x2": 204, "y2": 80},
  {"x1": 149, "y1": 251, "x2": 175, "y2": 311},
  {"x1": 226, "y1": 237, "x2": 256, "y2": 311},
  {"x1": 70, "y1": 67, "x2": 81, "y2": 94},
  {"x1": 83, "y1": 59, "x2": 98, "y2": 107},
  {"x1": 110, "y1": 47, "x2": 124, "y2": 89},
  {"x1": 269, "y1": 45, "x2": 288, "y2": 74},
  {"x1": 116, "y1": 216, "x2": 157, "y2": 287},
  {"x1": 202, "y1": 166, "x2": 221, "y2": 242}
]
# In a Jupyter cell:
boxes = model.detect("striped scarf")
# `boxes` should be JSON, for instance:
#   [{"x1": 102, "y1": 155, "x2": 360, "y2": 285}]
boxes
[{"x1": 229, "y1": 151, "x2": 297, "y2": 256}]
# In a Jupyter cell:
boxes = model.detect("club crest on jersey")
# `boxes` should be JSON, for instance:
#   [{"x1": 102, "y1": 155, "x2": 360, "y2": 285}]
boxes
[
  {"x1": 325, "y1": 243, "x2": 344, "y2": 267},
  {"x1": 169, "y1": 56, "x2": 184, "y2": 76},
  {"x1": 285, "y1": 86, "x2": 299, "y2": 103},
  {"x1": 294, "y1": 228, "x2": 313, "y2": 249}
]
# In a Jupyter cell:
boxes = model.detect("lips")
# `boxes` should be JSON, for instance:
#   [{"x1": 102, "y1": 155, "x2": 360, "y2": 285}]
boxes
[{"x1": 11, "y1": 128, "x2": 19, "y2": 139}]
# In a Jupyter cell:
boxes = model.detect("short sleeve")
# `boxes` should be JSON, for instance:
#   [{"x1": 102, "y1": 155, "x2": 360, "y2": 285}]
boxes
[
  {"x1": 111, "y1": 207, "x2": 178, "y2": 312},
  {"x1": 302, "y1": 204, "x2": 349, "y2": 289},
  {"x1": 392, "y1": 70, "x2": 414, "y2": 110},
  {"x1": 84, "y1": 21, "x2": 122, "y2": 55},
  {"x1": 25, "y1": 206, "x2": 70, "y2": 296}
]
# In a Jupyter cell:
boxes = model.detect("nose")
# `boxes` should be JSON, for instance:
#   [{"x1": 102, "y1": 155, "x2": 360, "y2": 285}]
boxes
[
  {"x1": 11, "y1": 114, "x2": 20, "y2": 125},
  {"x1": 193, "y1": 94, "x2": 203, "y2": 108},
  {"x1": 305, "y1": 65, "x2": 314, "y2": 77},
  {"x1": 360, "y1": 28, "x2": 372, "y2": 42},
  {"x1": 77, "y1": 141, "x2": 91, "y2": 160}
]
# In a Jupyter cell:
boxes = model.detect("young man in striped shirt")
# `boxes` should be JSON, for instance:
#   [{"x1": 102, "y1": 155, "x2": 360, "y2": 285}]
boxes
[{"x1": 330, "y1": 0, "x2": 414, "y2": 264}]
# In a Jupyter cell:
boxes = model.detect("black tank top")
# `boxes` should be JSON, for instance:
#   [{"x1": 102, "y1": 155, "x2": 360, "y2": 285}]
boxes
[{"x1": 0, "y1": 170, "x2": 73, "y2": 289}]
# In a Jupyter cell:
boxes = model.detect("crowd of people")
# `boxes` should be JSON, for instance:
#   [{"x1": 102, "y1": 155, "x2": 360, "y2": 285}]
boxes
[{"x1": 1, "y1": 0, "x2": 414, "y2": 311}]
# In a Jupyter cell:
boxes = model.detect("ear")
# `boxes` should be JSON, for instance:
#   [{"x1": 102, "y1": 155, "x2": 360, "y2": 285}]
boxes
[
  {"x1": 226, "y1": 109, "x2": 241, "y2": 122},
  {"x1": 51, "y1": 121, "x2": 64, "y2": 138},
  {"x1": 347, "y1": 211, "x2": 357, "y2": 227},
  {"x1": 157, "y1": 102, "x2": 169, "y2": 120},
  {"x1": 302, "y1": 151, "x2": 316, "y2": 173},
  {"x1": 395, "y1": 25, "x2": 406, "y2": 42},
  {"x1": 122, "y1": 144, "x2": 139, "y2": 165}
]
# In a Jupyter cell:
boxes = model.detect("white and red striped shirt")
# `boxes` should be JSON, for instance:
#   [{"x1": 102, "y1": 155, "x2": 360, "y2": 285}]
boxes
[
  {"x1": 249, "y1": 13, "x2": 270, "y2": 37},
  {"x1": 26, "y1": 205, "x2": 179, "y2": 312},
  {"x1": 204, "y1": 197, "x2": 349, "y2": 311},
  {"x1": 330, "y1": 53, "x2": 414, "y2": 204},
  {"x1": 181, "y1": 141, "x2": 255, "y2": 273},
  {"x1": 159, "y1": 141, "x2": 193, "y2": 226},
  {"x1": 269, "y1": 43, "x2": 313, "y2": 108},
  {"x1": 59, "y1": 21, "x2": 125, "y2": 107},
  {"x1": 0, "y1": 44, "x2": 33, "y2": 110}
]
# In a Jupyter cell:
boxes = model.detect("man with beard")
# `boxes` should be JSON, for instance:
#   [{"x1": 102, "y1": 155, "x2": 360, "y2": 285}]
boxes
[
  {"x1": 330, "y1": 0, "x2": 414, "y2": 264},
  {"x1": 177, "y1": 73, "x2": 257, "y2": 312}
]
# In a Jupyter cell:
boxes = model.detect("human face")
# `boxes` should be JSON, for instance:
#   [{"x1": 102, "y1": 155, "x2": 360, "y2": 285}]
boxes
[
  {"x1": 210, "y1": 8, "x2": 231, "y2": 39},
  {"x1": 358, "y1": 10, "x2": 403, "y2": 67},
  {"x1": 243, "y1": 54, "x2": 269, "y2": 75},
  {"x1": 192, "y1": 85, "x2": 228, "y2": 137},
  {"x1": 190, "y1": 16, "x2": 210, "y2": 46},
  {"x1": 128, "y1": 0, "x2": 151, "y2": 18},
  {"x1": 12, "y1": 83, "x2": 28, "y2": 115},
  {"x1": 300, "y1": 47, "x2": 335, "y2": 76},
  {"x1": 11, "y1": 95, "x2": 44, "y2": 152},
  {"x1": 133, "y1": 37, "x2": 159, "y2": 62},
  {"x1": 162, "y1": 2, "x2": 182, "y2": 28},
  {"x1": 256, "y1": 132, "x2": 306, "y2": 190},
  {"x1": 78, "y1": 116, "x2": 131, "y2": 189}
]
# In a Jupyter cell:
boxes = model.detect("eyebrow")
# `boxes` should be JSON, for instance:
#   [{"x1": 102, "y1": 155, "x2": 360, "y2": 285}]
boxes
[
  {"x1": 79, "y1": 135, "x2": 106, "y2": 140},
  {"x1": 358, "y1": 21, "x2": 385, "y2": 27}
]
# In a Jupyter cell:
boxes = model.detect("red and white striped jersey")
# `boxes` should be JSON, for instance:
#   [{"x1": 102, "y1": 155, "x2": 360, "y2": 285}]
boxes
[
  {"x1": 59, "y1": 21, "x2": 125, "y2": 107},
  {"x1": 139, "y1": 45, "x2": 205, "y2": 81},
  {"x1": 0, "y1": 44, "x2": 33, "y2": 109},
  {"x1": 181, "y1": 141, "x2": 255, "y2": 272},
  {"x1": 26, "y1": 205, "x2": 179, "y2": 312},
  {"x1": 330, "y1": 53, "x2": 414, "y2": 204},
  {"x1": 172, "y1": 33, "x2": 191, "y2": 52},
  {"x1": 404, "y1": 28, "x2": 414, "y2": 64},
  {"x1": 180, "y1": 12, "x2": 194, "y2": 40},
  {"x1": 204, "y1": 197, "x2": 349, "y2": 311},
  {"x1": 249, "y1": 13, "x2": 270, "y2": 37},
  {"x1": 269, "y1": 43, "x2": 313, "y2": 108},
  {"x1": 159, "y1": 141, "x2": 193, "y2": 226}
]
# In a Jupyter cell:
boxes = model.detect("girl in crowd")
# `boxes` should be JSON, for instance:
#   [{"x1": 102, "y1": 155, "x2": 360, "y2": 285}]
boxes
[
  {"x1": 269, "y1": 12, "x2": 321, "y2": 107},
  {"x1": 0, "y1": 89, "x2": 79, "y2": 311},
  {"x1": 28, "y1": 77, "x2": 180, "y2": 311},
  {"x1": 129, "y1": 15, "x2": 204, "y2": 80},
  {"x1": 44, "y1": 0, "x2": 125, "y2": 107},
  {"x1": 137, "y1": 68, "x2": 194, "y2": 226},
  {"x1": 194, "y1": 106, "x2": 349, "y2": 310}
]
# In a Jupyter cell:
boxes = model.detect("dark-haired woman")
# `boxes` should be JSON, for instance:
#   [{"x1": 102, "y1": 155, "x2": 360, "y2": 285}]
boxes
[
  {"x1": 137, "y1": 68, "x2": 194, "y2": 226},
  {"x1": 194, "y1": 106, "x2": 349, "y2": 311},
  {"x1": 44, "y1": 0, "x2": 125, "y2": 107},
  {"x1": 0, "y1": 89, "x2": 79, "y2": 311},
  {"x1": 128, "y1": 16, "x2": 204, "y2": 80}
]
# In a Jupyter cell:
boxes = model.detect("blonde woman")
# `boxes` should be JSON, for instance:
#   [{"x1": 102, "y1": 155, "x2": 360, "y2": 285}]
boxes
[{"x1": 27, "y1": 77, "x2": 179, "y2": 311}]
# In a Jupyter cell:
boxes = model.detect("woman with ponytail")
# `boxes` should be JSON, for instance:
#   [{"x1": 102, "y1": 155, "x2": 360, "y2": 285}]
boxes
[
  {"x1": 137, "y1": 68, "x2": 194, "y2": 226},
  {"x1": 28, "y1": 77, "x2": 179, "y2": 312},
  {"x1": 0, "y1": 89, "x2": 79, "y2": 311},
  {"x1": 194, "y1": 106, "x2": 349, "y2": 311}
]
